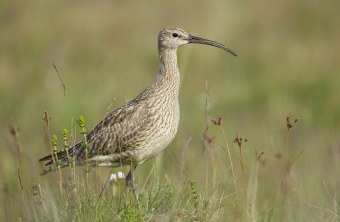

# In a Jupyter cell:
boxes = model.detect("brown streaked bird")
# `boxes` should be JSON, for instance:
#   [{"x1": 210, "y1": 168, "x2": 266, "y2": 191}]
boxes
[{"x1": 39, "y1": 27, "x2": 237, "y2": 199}]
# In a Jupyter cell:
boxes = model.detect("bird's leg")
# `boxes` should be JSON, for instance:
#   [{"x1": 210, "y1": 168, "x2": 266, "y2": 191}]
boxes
[{"x1": 126, "y1": 163, "x2": 139, "y2": 202}]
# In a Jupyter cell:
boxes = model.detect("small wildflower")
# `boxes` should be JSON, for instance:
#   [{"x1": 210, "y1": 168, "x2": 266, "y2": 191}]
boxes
[
  {"x1": 62, "y1": 129, "x2": 69, "y2": 146},
  {"x1": 52, "y1": 135, "x2": 58, "y2": 153},
  {"x1": 79, "y1": 115, "x2": 89, "y2": 175},
  {"x1": 79, "y1": 115, "x2": 86, "y2": 128},
  {"x1": 62, "y1": 128, "x2": 73, "y2": 167},
  {"x1": 286, "y1": 114, "x2": 298, "y2": 131},
  {"x1": 190, "y1": 180, "x2": 199, "y2": 209},
  {"x1": 108, "y1": 171, "x2": 125, "y2": 183},
  {"x1": 234, "y1": 134, "x2": 247, "y2": 149},
  {"x1": 80, "y1": 128, "x2": 87, "y2": 135},
  {"x1": 211, "y1": 116, "x2": 222, "y2": 126}
]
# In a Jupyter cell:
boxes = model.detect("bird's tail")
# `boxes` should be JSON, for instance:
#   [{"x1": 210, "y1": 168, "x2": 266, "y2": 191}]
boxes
[{"x1": 39, "y1": 141, "x2": 83, "y2": 175}]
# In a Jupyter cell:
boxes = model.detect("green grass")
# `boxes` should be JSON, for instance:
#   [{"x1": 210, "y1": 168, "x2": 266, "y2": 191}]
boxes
[{"x1": 1, "y1": 0, "x2": 340, "y2": 221}]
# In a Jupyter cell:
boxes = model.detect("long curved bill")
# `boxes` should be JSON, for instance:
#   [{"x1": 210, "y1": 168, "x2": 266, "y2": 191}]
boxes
[{"x1": 186, "y1": 35, "x2": 237, "y2": 56}]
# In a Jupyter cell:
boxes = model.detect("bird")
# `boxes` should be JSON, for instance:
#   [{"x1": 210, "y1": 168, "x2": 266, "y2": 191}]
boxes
[{"x1": 39, "y1": 27, "x2": 237, "y2": 199}]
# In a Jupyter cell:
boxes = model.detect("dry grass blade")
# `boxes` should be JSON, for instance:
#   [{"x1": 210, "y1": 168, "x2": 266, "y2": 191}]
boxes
[{"x1": 52, "y1": 62, "x2": 67, "y2": 96}]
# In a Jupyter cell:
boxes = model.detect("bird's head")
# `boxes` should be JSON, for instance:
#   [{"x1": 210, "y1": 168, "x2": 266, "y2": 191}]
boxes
[{"x1": 158, "y1": 27, "x2": 237, "y2": 56}]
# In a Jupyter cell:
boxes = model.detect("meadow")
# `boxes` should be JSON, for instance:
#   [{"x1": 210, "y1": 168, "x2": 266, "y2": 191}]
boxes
[{"x1": 1, "y1": 0, "x2": 339, "y2": 221}]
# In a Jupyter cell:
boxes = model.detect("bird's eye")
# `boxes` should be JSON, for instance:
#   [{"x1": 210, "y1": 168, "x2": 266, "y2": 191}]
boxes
[{"x1": 172, "y1": 33, "x2": 179, "y2": 38}]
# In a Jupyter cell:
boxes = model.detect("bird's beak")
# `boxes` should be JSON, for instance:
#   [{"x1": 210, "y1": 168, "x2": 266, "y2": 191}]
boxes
[{"x1": 186, "y1": 35, "x2": 237, "y2": 56}]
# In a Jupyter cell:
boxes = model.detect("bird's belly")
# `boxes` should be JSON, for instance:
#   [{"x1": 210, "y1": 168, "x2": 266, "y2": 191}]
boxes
[{"x1": 134, "y1": 105, "x2": 180, "y2": 163}]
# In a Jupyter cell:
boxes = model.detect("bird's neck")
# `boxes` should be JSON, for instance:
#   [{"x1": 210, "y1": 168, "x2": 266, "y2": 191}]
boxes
[{"x1": 156, "y1": 48, "x2": 180, "y2": 94}]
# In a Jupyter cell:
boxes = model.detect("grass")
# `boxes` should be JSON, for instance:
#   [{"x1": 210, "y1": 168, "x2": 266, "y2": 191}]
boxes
[
  {"x1": 3, "y1": 100, "x2": 337, "y2": 221},
  {"x1": 1, "y1": 0, "x2": 340, "y2": 221}
]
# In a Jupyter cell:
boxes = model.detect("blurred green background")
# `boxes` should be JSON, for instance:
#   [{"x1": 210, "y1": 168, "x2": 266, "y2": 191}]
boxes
[{"x1": 1, "y1": 0, "x2": 340, "y2": 220}]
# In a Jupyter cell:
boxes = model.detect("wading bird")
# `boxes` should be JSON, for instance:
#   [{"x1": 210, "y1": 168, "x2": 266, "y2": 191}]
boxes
[{"x1": 39, "y1": 27, "x2": 236, "y2": 199}]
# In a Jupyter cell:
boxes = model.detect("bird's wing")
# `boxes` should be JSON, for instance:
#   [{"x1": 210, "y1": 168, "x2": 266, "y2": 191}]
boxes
[
  {"x1": 77, "y1": 100, "x2": 153, "y2": 160},
  {"x1": 38, "y1": 99, "x2": 153, "y2": 174}
]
